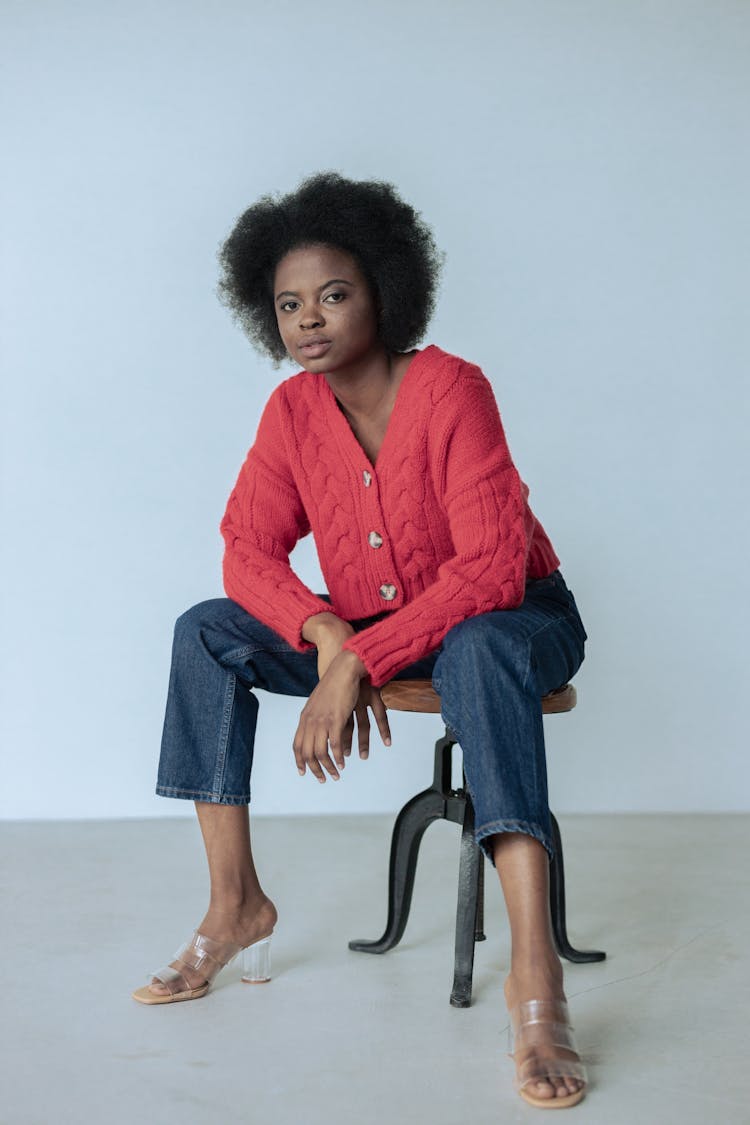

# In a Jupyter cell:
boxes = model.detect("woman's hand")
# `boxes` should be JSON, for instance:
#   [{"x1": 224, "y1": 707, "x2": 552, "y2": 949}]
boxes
[{"x1": 293, "y1": 650, "x2": 391, "y2": 782}]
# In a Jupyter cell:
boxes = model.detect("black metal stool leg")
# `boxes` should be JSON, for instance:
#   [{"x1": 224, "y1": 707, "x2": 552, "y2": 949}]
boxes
[
  {"x1": 549, "y1": 811, "x2": 606, "y2": 963},
  {"x1": 350, "y1": 732, "x2": 458, "y2": 954},
  {"x1": 450, "y1": 798, "x2": 482, "y2": 1008},
  {"x1": 474, "y1": 858, "x2": 486, "y2": 942},
  {"x1": 348, "y1": 787, "x2": 445, "y2": 953}
]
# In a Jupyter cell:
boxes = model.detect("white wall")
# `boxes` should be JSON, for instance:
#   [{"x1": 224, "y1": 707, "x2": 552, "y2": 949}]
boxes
[{"x1": 2, "y1": 0, "x2": 748, "y2": 819}]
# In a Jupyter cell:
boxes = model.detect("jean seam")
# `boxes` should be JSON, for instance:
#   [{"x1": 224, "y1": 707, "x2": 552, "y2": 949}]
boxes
[
  {"x1": 221, "y1": 642, "x2": 302, "y2": 665},
  {"x1": 475, "y1": 817, "x2": 555, "y2": 862},
  {"x1": 155, "y1": 785, "x2": 250, "y2": 804},
  {"x1": 522, "y1": 608, "x2": 582, "y2": 692},
  {"x1": 521, "y1": 607, "x2": 580, "y2": 684},
  {"x1": 524, "y1": 607, "x2": 580, "y2": 643},
  {"x1": 212, "y1": 671, "x2": 237, "y2": 796}
]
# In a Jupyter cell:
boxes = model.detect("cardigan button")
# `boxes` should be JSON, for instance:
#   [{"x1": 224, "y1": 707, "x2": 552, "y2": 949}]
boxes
[
  {"x1": 368, "y1": 531, "x2": 383, "y2": 549},
  {"x1": 363, "y1": 470, "x2": 372, "y2": 487},
  {"x1": 379, "y1": 583, "x2": 397, "y2": 601}
]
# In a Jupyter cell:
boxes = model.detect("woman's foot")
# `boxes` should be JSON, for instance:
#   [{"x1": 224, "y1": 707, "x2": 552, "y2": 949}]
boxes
[
  {"x1": 504, "y1": 957, "x2": 586, "y2": 1105},
  {"x1": 143, "y1": 895, "x2": 277, "y2": 998}
]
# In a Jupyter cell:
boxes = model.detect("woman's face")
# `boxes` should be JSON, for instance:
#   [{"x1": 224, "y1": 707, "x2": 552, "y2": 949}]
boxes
[{"x1": 273, "y1": 243, "x2": 381, "y2": 373}]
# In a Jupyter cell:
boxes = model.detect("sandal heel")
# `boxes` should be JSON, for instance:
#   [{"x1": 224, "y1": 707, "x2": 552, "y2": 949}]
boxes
[{"x1": 241, "y1": 935, "x2": 272, "y2": 983}]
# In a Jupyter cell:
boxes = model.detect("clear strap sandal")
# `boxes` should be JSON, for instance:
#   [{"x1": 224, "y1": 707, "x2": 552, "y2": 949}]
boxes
[
  {"x1": 132, "y1": 930, "x2": 273, "y2": 1005},
  {"x1": 507, "y1": 999, "x2": 587, "y2": 1108}
]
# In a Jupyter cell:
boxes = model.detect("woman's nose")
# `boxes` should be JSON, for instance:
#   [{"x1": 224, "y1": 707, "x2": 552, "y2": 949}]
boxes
[{"x1": 300, "y1": 305, "x2": 324, "y2": 329}]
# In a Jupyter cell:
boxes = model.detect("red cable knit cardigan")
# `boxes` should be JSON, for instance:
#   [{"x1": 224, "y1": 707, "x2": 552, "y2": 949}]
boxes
[{"x1": 220, "y1": 345, "x2": 560, "y2": 687}]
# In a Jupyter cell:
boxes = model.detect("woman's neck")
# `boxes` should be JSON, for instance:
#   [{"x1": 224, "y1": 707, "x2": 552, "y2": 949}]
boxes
[
  {"x1": 323, "y1": 349, "x2": 393, "y2": 420},
  {"x1": 325, "y1": 349, "x2": 415, "y2": 423}
]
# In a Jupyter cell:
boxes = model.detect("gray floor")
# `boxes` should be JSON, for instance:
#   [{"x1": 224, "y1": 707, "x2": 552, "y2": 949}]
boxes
[{"x1": 2, "y1": 813, "x2": 748, "y2": 1125}]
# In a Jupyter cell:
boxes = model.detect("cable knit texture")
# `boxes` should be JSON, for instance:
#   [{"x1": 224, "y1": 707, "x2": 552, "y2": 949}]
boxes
[{"x1": 221, "y1": 345, "x2": 560, "y2": 686}]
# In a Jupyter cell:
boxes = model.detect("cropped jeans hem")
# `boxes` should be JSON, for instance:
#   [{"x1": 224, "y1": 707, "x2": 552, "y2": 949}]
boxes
[
  {"x1": 155, "y1": 785, "x2": 251, "y2": 805},
  {"x1": 475, "y1": 818, "x2": 555, "y2": 864}
]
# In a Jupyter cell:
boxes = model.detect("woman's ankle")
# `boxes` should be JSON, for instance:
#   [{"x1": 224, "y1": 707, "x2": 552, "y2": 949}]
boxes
[
  {"x1": 208, "y1": 886, "x2": 270, "y2": 910},
  {"x1": 200, "y1": 895, "x2": 277, "y2": 944},
  {"x1": 504, "y1": 953, "x2": 565, "y2": 1007}
]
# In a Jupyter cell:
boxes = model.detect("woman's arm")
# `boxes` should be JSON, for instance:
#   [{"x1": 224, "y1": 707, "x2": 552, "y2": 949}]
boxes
[
  {"x1": 220, "y1": 392, "x2": 332, "y2": 650},
  {"x1": 224, "y1": 446, "x2": 395, "y2": 780},
  {"x1": 223, "y1": 390, "x2": 392, "y2": 782}
]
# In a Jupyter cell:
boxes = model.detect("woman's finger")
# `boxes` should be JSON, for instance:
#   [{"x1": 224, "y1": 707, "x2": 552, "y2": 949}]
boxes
[
  {"x1": 312, "y1": 724, "x2": 340, "y2": 780},
  {"x1": 328, "y1": 720, "x2": 349, "y2": 771},
  {"x1": 370, "y1": 691, "x2": 392, "y2": 747},
  {"x1": 355, "y1": 703, "x2": 371, "y2": 759},
  {"x1": 341, "y1": 715, "x2": 355, "y2": 758},
  {"x1": 302, "y1": 744, "x2": 328, "y2": 783},
  {"x1": 293, "y1": 721, "x2": 307, "y2": 776},
  {"x1": 293, "y1": 718, "x2": 330, "y2": 783}
]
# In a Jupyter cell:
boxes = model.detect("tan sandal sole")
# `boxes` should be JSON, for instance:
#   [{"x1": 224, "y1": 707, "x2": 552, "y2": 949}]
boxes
[
  {"x1": 131, "y1": 982, "x2": 210, "y2": 1005},
  {"x1": 519, "y1": 1086, "x2": 586, "y2": 1109}
]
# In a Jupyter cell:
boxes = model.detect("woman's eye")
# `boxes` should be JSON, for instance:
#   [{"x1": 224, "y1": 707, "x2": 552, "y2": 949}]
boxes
[
  {"x1": 324, "y1": 291, "x2": 345, "y2": 304},
  {"x1": 280, "y1": 300, "x2": 299, "y2": 312}
]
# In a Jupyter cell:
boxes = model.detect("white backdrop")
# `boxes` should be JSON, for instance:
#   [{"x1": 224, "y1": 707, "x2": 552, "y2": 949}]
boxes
[{"x1": 2, "y1": 0, "x2": 748, "y2": 820}]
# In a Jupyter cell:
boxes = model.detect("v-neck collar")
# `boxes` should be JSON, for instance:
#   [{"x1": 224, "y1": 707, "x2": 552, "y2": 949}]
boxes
[{"x1": 315, "y1": 346, "x2": 435, "y2": 471}]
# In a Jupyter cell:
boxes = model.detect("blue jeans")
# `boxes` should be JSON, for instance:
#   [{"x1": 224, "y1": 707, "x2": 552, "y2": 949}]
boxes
[{"x1": 156, "y1": 570, "x2": 587, "y2": 862}]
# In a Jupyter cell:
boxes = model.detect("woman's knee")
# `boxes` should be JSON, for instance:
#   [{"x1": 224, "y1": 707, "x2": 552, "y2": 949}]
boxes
[
  {"x1": 171, "y1": 598, "x2": 293, "y2": 670},
  {"x1": 439, "y1": 612, "x2": 529, "y2": 675},
  {"x1": 173, "y1": 598, "x2": 233, "y2": 646}
]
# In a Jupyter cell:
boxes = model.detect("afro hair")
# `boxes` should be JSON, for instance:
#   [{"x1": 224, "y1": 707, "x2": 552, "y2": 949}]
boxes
[{"x1": 217, "y1": 171, "x2": 442, "y2": 363}]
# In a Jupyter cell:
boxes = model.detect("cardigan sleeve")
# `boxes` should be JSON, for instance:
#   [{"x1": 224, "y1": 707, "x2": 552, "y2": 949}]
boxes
[
  {"x1": 341, "y1": 367, "x2": 539, "y2": 686},
  {"x1": 220, "y1": 391, "x2": 332, "y2": 651}
]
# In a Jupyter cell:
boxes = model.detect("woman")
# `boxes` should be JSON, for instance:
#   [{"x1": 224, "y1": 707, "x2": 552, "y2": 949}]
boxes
[{"x1": 132, "y1": 172, "x2": 589, "y2": 1109}]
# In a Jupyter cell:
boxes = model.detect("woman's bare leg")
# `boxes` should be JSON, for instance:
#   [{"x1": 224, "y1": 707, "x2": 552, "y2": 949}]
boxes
[
  {"x1": 146, "y1": 802, "x2": 277, "y2": 996},
  {"x1": 492, "y1": 832, "x2": 584, "y2": 1101}
]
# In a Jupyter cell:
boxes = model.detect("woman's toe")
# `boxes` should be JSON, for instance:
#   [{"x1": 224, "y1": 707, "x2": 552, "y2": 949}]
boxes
[
  {"x1": 558, "y1": 1076, "x2": 583, "y2": 1097},
  {"x1": 532, "y1": 1079, "x2": 557, "y2": 1099}
]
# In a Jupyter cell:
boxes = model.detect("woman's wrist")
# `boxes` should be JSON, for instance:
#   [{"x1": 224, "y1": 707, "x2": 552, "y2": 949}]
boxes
[
  {"x1": 302, "y1": 611, "x2": 354, "y2": 647},
  {"x1": 332, "y1": 647, "x2": 368, "y2": 680}
]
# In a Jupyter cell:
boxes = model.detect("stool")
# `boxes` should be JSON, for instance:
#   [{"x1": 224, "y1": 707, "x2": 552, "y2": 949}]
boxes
[{"x1": 348, "y1": 680, "x2": 606, "y2": 1007}]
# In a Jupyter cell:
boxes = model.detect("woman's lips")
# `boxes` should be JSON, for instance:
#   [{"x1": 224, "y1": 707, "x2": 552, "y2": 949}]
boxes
[{"x1": 299, "y1": 340, "x2": 331, "y2": 359}]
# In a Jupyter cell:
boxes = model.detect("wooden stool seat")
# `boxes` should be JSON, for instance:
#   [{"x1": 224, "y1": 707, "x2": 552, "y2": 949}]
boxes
[
  {"x1": 349, "y1": 678, "x2": 604, "y2": 1007},
  {"x1": 381, "y1": 679, "x2": 577, "y2": 715}
]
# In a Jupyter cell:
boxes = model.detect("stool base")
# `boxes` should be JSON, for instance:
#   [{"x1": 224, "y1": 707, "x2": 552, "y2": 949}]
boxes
[{"x1": 349, "y1": 729, "x2": 606, "y2": 1007}]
